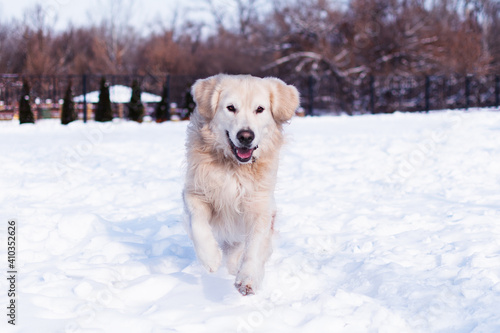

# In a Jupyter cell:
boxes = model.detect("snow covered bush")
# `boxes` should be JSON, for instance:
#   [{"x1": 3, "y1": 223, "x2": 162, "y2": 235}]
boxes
[
  {"x1": 155, "y1": 83, "x2": 170, "y2": 122},
  {"x1": 95, "y1": 77, "x2": 113, "y2": 122},
  {"x1": 19, "y1": 80, "x2": 34, "y2": 124},
  {"x1": 127, "y1": 79, "x2": 144, "y2": 122},
  {"x1": 61, "y1": 81, "x2": 77, "y2": 125},
  {"x1": 184, "y1": 89, "x2": 195, "y2": 119}
]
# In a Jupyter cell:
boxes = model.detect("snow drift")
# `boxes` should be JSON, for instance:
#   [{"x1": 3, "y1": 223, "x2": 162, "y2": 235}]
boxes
[{"x1": 1, "y1": 109, "x2": 500, "y2": 332}]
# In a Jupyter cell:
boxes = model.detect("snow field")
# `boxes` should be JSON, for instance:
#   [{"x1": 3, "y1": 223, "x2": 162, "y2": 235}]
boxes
[{"x1": 0, "y1": 109, "x2": 500, "y2": 332}]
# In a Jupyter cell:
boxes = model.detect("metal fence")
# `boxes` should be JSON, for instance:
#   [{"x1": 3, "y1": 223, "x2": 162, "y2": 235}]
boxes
[
  {"x1": 0, "y1": 74, "x2": 197, "y2": 121},
  {"x1": 1, "y1": 73, "x2": 499, "y2": 121},
  {"x1": 301, "y1": 74, "x2": 500, "y2": 115}
]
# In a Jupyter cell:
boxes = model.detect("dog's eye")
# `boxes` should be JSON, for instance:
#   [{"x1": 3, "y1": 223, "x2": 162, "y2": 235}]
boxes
[
  {"x1": 227, "y1": 105, "x2": 236, "y2": 112},
  {"x1": 256, "y1": 106, "x2": 264, "y2": 113}
]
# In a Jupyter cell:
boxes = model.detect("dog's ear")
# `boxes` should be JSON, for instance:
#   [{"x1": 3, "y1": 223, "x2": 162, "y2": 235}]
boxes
[
  {"x1": 266, "y1": 77, "x2": 300, "y2": 124},
  {"x1": 191, "y1": 75, "x2": 223, "y2": 119}
]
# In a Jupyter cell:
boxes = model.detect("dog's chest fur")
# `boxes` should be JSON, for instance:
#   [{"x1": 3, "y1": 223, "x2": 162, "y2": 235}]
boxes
[
  {"x1": 202, "y1": 160, "x2": 271, "y2": 213},
  {"x1": 193, "y1": 155, "x2": 276, "y2": 237}
]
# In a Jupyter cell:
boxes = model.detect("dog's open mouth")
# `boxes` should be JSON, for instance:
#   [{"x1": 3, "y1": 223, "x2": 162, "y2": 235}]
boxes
[{"x1": 227, "y1": 132, "x2": 258, "y2": 163}]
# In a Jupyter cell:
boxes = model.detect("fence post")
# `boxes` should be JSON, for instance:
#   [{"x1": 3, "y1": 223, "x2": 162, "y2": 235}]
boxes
[
  {"x1": 369, "y1": 75, "x2": 375, "y2": 114},
  {"x1": 165, "y1": 74, "x2": 171, "y2": 112},
  {"x1": 82, "y1": 74, "x2": 87, "y2": 123},
  {"x1": 465, "y1": 75, "x2": 470, "y2": 110},
  {"x1": 425, "y1": 76, "x2": 430, "y2": 112},
  {"x1": 52, "y1": 76, "x2": 56, "y2": 104},
  {"x1": 5, "y1": 84, "x2": 9, "y2": 107},
  {"x1": 495, "y1": 75, "x2": 499, "y2": 108},
  {"x1": 307, "y1": 75, "x2": 314, "y2": 116}
]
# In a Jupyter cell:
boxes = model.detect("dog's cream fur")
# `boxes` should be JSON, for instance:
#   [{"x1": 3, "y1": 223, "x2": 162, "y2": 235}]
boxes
[{"x1": 183, "y1": 74, "x2": 299, "y2": 295}]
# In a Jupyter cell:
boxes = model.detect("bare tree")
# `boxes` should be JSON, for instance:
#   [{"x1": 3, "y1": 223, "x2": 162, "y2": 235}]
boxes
[
  {"x1": 1, "y1": 0, "x2": 497, "y2": 79},
  {"x1": 235, "y1": 0, "x2": 260, "y2": 37},
  {"x1": 204, "y1": 0, "x2": 227, "y2": 32},
  {"x1": 0, "y1": 23, "x2": 9, "y2": 72},
  {"x1": 87, "y1": 0, "x2": 139, "y2": 73},
  {"x1": 22, "y1": 4, "x2": 58, "y2": 74},
  {"x1": 484, "y1": 0, "x2": 500, "y2": 72}
]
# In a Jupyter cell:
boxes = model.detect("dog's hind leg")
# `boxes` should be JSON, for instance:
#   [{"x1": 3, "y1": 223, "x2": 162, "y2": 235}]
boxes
[{"x1": 183, "y1": 192, "x2": 222, "y2": 273}]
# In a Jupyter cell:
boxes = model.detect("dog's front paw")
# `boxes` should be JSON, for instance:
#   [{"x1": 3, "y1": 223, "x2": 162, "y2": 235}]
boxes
[
  {"x1": 235, "y1": 270, "x2": 262, "y2": 296},
  {"x1": 196, "y1": 243, "x2": 222, "y2": 273},
  {"x1": 235, "y1": 265, "x2": 264, "y2": 295},
  {"x1": 234, "y1": 278, "x2": 255, "y2": 296}
]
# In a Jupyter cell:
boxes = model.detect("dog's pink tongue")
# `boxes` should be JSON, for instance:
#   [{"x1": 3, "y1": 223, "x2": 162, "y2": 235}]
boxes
[{"x1": 237, "y1": 148, "x2": 253, "y2": 159}]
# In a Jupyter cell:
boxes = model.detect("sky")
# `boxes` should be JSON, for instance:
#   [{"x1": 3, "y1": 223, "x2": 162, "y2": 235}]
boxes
[
  {"x1": 0, "y1": 0, "x2": 351, "y2": 36},
  {"x1": 0, "y1": 0, "x2": 229, "y2": 34}
]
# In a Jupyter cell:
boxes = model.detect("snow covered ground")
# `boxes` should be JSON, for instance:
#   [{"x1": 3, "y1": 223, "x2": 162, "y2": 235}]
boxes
[{"x1": 1, "y1": 109, "x2": 500, "y2": 333}]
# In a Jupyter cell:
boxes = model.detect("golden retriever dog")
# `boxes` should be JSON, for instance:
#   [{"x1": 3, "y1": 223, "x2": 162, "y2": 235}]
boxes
[{"x1": 183, "y1": 74, "x2": 300, "y2": 295}]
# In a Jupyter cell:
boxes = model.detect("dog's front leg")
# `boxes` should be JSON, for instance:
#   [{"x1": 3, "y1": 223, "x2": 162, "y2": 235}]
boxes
[
  {"x1": 235, "y1": 213, "x2": 273, "y2": 295},
  {"x1": 183, "y1": 192, "x2": 222, "y2": 273}
]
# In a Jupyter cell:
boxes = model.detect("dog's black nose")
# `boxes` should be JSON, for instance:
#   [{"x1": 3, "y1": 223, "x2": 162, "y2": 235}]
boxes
[{"x1": 237, "y1": 130, "x2": 255, "y2": 146}]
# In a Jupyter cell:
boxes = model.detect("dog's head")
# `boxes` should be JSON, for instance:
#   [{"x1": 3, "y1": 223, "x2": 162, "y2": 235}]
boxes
[{"x1": 191, "y1": 74, "x2": 300, "y2": 164}]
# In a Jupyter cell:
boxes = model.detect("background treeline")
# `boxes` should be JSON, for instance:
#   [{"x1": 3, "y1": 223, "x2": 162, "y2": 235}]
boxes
[{"x1": 1, "y1": 0, "x2": 499, "y2": 80}]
